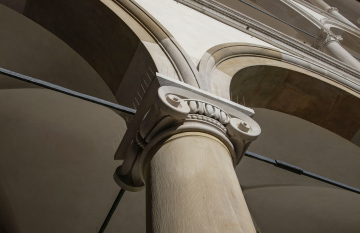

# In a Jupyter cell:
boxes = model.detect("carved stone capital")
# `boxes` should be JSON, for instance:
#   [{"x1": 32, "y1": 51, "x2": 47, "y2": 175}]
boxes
[
  {"x1": 113, "y1": 74, "x2": 260, "y2": 191},
  {"x1": 326, "y1": 7, "x2": 339, "y2": 14},
  {"x1": 313, "y1": 29, "x2": 343, "y2": 50}
]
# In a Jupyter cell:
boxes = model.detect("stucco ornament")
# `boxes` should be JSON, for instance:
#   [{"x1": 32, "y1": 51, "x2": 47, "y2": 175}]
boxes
[
  {"x1": 114, "y1": 80, "x2": 261, "y2": 192},
  {"x1": 313, "y1": 29, "x2": 343, "y2": 50},
  {"x1": 326, "y1": 7, "x2": 339, "y2": 14}
]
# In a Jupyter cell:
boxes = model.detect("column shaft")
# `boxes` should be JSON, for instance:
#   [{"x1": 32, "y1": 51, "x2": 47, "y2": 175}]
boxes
[
  {"x1": 309, "y1": 0, "x2": 358, "y2": 27},
  {"x1": 145, "y1": 132, "x2": 256, "y2": 233},
  {"x1": 326, "y1": 41, "x2": 360, "y2": 71},
  {"x1": 308, "y1": 0, "x2": 331, "y2": 11},
  {"x1": 329, "y1": 10, "x2": 358, "y2": 28}
]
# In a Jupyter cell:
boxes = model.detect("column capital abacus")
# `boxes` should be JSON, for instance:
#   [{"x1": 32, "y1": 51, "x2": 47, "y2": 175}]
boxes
[
  {"x1": 326, "y1": 7, "x2": 339, "y2": 14},
  {"x1": 313, "y1": 29, "x2": 343, "y2": 50},
  {"x1": 114, "y1": 74, "x2": 260, "y2": 191}
]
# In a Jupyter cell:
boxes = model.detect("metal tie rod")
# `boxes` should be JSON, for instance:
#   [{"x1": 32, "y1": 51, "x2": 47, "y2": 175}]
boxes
[
  {"x1": 0, "y1": 67, "x2": 136, "y2": 115},
  {"x1": 2, "y1": 67, "x2": 359, "y2": 195},
  {"x1": 98, "y1": 189, "x2": 125, "y2": 233},
  {"x1": 245, "y1": 151, "x2": 360, "y2": 194}
]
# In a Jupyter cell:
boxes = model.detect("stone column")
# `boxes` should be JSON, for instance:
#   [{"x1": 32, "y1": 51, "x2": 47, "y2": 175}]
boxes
[
  {"x1": 114, "y1": 83, "x2": 261, "y2": 232},
  {"x1": 308, "y1": 0, "x2": 357, "y2": 28},
  {"x1": 313, "y1": 29, "x2": 360, "y2": 71}
]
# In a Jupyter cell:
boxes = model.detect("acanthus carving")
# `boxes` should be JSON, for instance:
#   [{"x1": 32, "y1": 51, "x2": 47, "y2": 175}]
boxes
[
  {"x1": 326, "y1": 7, "x2": 339, "y2": 14},
  {"x1": 313, "y1": 29, "x2": 343, "y2": 50}
]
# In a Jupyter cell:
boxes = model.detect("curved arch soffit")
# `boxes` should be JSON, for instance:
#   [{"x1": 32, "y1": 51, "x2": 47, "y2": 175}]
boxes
[
  {"x1": 321, "y1": 18, "x2": 360, "y2": 38},
  {"x1": 1, "y1": 0, "x2": 200, "y2": 96},
  {"x1": 230, "y1": 65, "x2": 360, "y2": 146},
  {"x1": 198, "y1": 43, "x2": 360, "y2": 146},
  {"x1": 198, "y1": 43, "x2": 360, "y2": 97},
  {"x1": 108, "y1": 0, "x2": 200, "y2": 87}
]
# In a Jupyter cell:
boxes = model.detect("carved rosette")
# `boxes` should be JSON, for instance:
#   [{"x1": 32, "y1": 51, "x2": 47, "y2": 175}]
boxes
[
  {"x1": 313, "y1": 29, "x2": 343, "y2": 50},
  {"x1": 114, "y1": 86, "x2": 261, "y2": 192}
]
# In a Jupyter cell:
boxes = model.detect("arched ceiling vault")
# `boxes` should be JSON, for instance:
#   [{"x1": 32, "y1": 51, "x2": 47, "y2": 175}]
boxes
[
  {"x1": 230, "y1": 65, "x2": 360, "y2": 146},
  {"x1": 0, "y1": 0, "x2": 157, "y2": 104},
  {"x1": 198, "y1": 43, "x2": 360, "y2": 146}
]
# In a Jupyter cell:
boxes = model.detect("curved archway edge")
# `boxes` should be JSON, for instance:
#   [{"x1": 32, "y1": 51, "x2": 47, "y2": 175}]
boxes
[
  {"x1": 198, "y1": 42, "x2": 360, "y2": 96},
  {"x1": 198, "y1": 42, "x2": 360, "y2": 146}
]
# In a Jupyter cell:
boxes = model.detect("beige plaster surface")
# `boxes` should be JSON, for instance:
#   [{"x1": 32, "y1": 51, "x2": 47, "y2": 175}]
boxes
[
  {"x1": 0, "y1": 89, "x2": 127, "y2": 232},
  {"x1": 230, "y1": 65, "x2": 360, "y2": 144},
  {"x1": 0, "y1": 0, "x2": 162, "y2": 97},
  {"x1": 134, "y1": 0, "x2": 278, "y2": 66},
  {"x1": 101, "y1": 0, "x2": 179, "y2": 81},
  {"x1": 238, "y1": 108, "x2": 360, "y2": 233},
  {"x1": 212, "y1": 56, "x2": 360, "y2": 100},
  {"x1": 0, "y1": 4, "x2": 116, "y2": 102},
  {"x1": 290, "y1": 0, "x2": 325, "y2": 21}
]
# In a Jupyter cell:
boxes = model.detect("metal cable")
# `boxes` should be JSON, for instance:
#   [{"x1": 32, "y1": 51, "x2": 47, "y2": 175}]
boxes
[
  {"x1": 1, "y1": 67, "x2": 359, "y2": 195},
  {"x1": 245, "y1": 151, "x2": 360, "y2": 194},
  {"x1": 0, "y1": 67, "x2": 136, "y2": 115},
  {"x1": 98, "y1": 189, "x2": 125, "y2": 233}
]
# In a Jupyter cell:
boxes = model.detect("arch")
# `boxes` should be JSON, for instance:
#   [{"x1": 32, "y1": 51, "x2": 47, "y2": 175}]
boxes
[
  {"x1": 321, "y1": 17, "x2": 360, "y2": 38},
  {"x1": 326, "y1": 25, "x2": 360, "y2": 61},
  {"x1": 0, "y1": 0, "x2": 200, "y2": 105},
  {"x1": 198, "y1": 43, "x2": 360, "y2": 146},
  {"x1": 198, "y1": 43, "x2": 360, "y2": 95},
  {"x1": 230, "y1": 65, "x2": 360, "y2": 146}
]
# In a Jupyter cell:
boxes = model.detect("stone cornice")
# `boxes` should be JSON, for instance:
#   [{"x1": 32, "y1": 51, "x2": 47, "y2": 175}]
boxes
[{"x1": 177, "y1": 0, "x2": 360, "y2": 80}]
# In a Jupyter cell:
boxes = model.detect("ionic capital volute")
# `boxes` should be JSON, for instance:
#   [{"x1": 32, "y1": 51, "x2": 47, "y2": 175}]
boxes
[{"x1": 113, "y1": 74, "x2": 261, "y2": 192}]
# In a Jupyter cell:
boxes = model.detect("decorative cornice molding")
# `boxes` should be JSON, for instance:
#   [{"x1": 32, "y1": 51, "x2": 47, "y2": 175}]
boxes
[
  {"x1": 177, "y1": 0, "x2": 360, "y2": 79},
  {"x1": 326, "y1": 7, "x2": 338, "y2": 14}
]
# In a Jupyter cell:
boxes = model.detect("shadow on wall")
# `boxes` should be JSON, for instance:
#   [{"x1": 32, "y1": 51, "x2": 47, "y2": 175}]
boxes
[
  {"x1": 236, "y1": 108, "x2": 360, "y2": 233},
  {"x1": 230, "y1": 65, "x2": 360, "y2": 146},
  {"x1": 0, "y1": 1, "x2": 157, "y2": 109}
]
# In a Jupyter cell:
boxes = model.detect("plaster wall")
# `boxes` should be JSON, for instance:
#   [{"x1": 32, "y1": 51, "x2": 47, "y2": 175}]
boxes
[
  {"x1": 239, "y1": 108, "x2": 360, "y2": 233},
  {"x1": 0, "y1": 89, "x2": 127, "y2": 233},
  {"x1": 0, "y1": 4, "x2": 131, "y2": 232},
  {"x1": 134, "y1": 0, "x2": 279, "y2": 66},
  {"x1": 0, "y1": 4, "x2": 116, "y2": 102},
  {"x1": 101, "y1": 0, "x2": 179, "y2": 80},
  {"x1": 289, "y1": 0, "x2": 325, "y2": 21}
]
